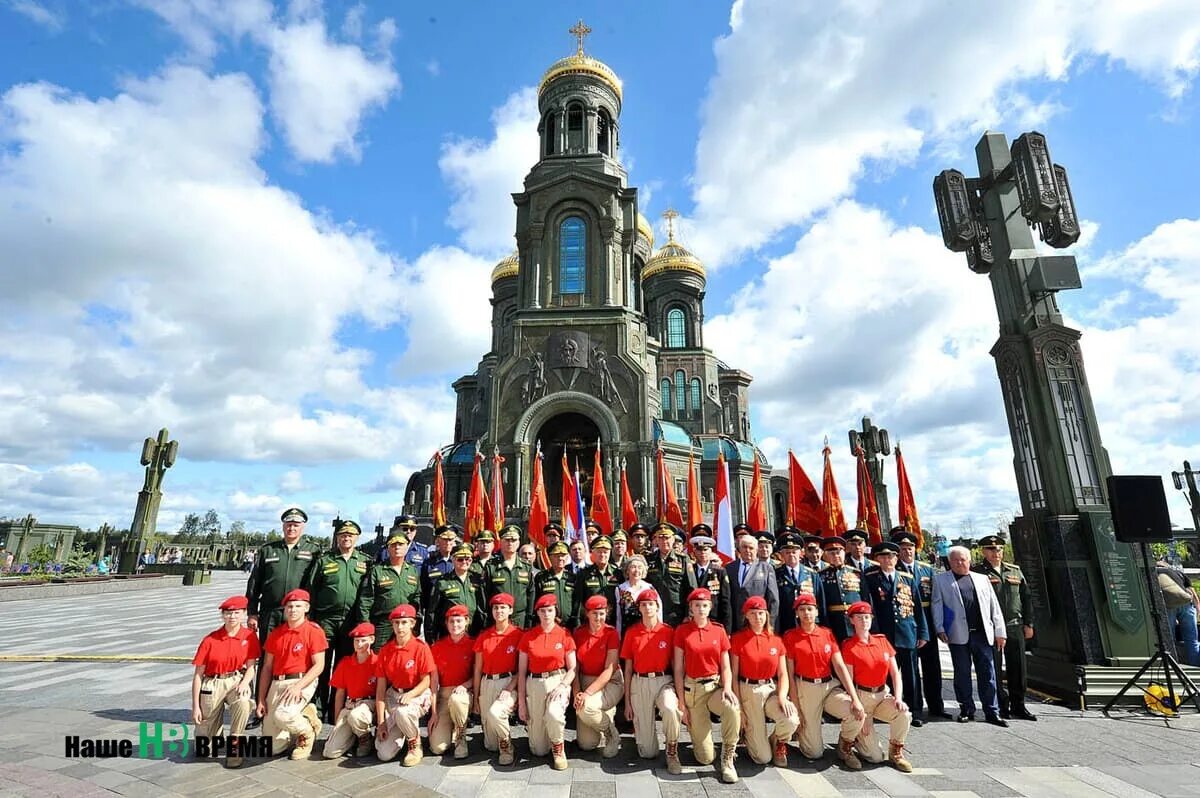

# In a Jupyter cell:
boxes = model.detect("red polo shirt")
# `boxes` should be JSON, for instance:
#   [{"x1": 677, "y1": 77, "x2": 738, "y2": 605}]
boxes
[
  {"x1": 377, "y1": 636, "x2": 434, "y2": 690},
  {"x1": 619, "y1": 621, "x2": 674, "y2": 674},
  {"x1": 330, "y1": 652, "x2": 379, "y2": 700},
  {"x1": 573, "y1": 624, "x2": 619, "y2": 677},
  {"x1": 784, "y1": 625, "x2": 839, "y2": 680},
  {"x1": 519, "y1": 624, "x2": 575, "y2": 673},
  {"x1": 473, "y1": 625, "x2": 523, "y2": 676},
  {"x1": 431, "y1": 634, "x2": 475, "y2": 688},
  {"x1": 731, "y1": 628, "x2": 785, "y2": 681},
  {"x1": 841, "y1": 634, "x2": 895, "y2": 688},
  {"x1": 192, "y1": 626, "x2": 260, "y2": 676},
  {"x1": 673, "y1": 620, "x2": 730, "y2": 679},
  {"x1": 264, "y1": 620, "x2": 327, "y2": 675}
]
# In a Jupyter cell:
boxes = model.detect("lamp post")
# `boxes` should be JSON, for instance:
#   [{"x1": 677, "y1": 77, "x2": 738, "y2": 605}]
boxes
[
  {"x1": 848, "y1": 416, "x2": 892, "y2": 531},
  {"x1": 934, "y1": 131, "x2": 1153, "y2": 699},
  {"x1": 119, "y1": 428, "x2": 178, "y2": 573},
  {"x1": 1172, "y1": 461, "x2": 1200, "y2": 532}
]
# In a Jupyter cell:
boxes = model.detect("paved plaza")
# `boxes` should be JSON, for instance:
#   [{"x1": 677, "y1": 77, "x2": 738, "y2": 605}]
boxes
[{"x1": 1, "y1": 571, "x2": 1198, "y2": 797}]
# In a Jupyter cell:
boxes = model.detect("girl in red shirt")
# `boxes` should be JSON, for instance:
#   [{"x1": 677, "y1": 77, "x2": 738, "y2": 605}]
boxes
[
  {"x1": 572, "y1": 594, "x2": 622, "y2": 758},
  {"x1": 517, "y1": 594, "x2": 577, "y2": 770},
  {"x1": 838, "y1": 601, "x2": 913, "y2": 772},
  {"x1": 323, "y1": 623, "x2": 379, "y2": 759},
  {"x1": 730, "y1": 596, "x2": 798, "y2": 768},
  {"x1": 673, "y1": 587, "x2": 740, "y2": 784},
  {"x1": 472, "y1": 592, "x2": 523, "y2": 764},
  {"x1": 190, "y1": 595, "x2": 259, "y2": 768},
  {"x1": 429, "y1": 604, "x2": 474, "y2": 759},
  {"x1": 620, "y1": 589, "x2": 683, "y2": 771},
  {"x1": 374, "y1": 604, "x2": 433, "y2": 767}
]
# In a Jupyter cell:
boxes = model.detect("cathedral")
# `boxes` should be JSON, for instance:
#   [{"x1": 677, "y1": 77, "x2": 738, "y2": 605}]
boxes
[{"x1": 403, "y1": 29, "x2": 780, "y2": 531}]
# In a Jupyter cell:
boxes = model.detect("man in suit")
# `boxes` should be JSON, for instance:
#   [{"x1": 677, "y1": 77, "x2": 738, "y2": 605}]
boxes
[
  {"x1": 932, "y1": 546, "x2": 1008, "y2": 727},
  {"x1": 730, "y1": 533, "x2": 779, "y2": 630},
  {"x1": 684, "y1": 525, "x2": 733, "y2": 633},
  {"x1": 862, "y1": 541, "x2": 928, "y2": 726},
  {"x1": 773, "y1": 530, "x2": 822, "y2": 635}
]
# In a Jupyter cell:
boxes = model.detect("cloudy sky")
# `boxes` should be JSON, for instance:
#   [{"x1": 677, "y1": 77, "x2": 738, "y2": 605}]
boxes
[{"x1": 1, "y1": 0, "x2": 1198, "y2": 537}]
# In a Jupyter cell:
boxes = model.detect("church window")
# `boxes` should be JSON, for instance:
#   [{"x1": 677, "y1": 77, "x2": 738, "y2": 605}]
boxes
[
  {"x1": 598, "y1": 108, "x2": 612, "y2": 156},
  {"x1": 567, "y1": 103, "x2": 584, "y2": 152},
  {"x1": 661, "y1": 378, "x2": 672, "y2": 415},
  {"x1": 690, "y1": 379, "x2": 702, "y2": 419},
  {"x1": 674, "y1": 370, "x2": 686, "y2": 416},
  {"x1": 559, "y1": 216, "x2": 586, "y2": 295},
  {"x1": 545, "y1": 113, "x2": 557, "y2": 156},
  {"x1": 666, "y1": 308, "x2": 686, "y2": 348}
]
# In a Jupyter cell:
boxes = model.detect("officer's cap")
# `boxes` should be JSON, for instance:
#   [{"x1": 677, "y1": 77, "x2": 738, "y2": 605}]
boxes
[
  {"x1": 778, "y1": 533, "x2": 803, "y2": 550},
  {"x1": 451, "y1": 544, "x2": 473, "y2": 559},
  {"x1": 628, "y1": 523, "x2": 649, "y2": 536},
  {"x1": 871, "y1": 541, "x2": 900, "y2": 557},
  {"x1": 821, "y1": 536, "x2": 847, "y2": 549},
  {"x1": 890, "y1": 530, "x2": 918, "y2": 546},
  {"x1": 543, "y1": 523, "x2": 564, "y2": 537},
  {"x1": 844, "y1": 529, "x2": 869, "y2": 543},
  {"x1": 387, "y1": 530, "x2": 410, "y2": 545},
  {"x1": 584, "y1": 520, "x2": 602, "y2": 532},
  {"x1": 474, "y1": 530, "x2": 495, "y2": 543},
  {"x1": 691, "y1": 523, "x2": 713, "y2": 537},
  {"x1": 690, "y1": 534, "x2": 715, "y2": 548},
  {"x1": 435, "y1": 525, "x2": 458, "y2": 540},
  {"x1": 589, "y1": 536, "x2": 612, "y2": 550},
  {"x1": 611, "y1": 529, "x2": 628, "y2": 542},
  {"x1": 499, "y1": 525, "x2": 522, "y2": 541},
  {"x1": 548, "y1": 541, "x2": 570, "y2": 556},
  {"x1": 802, "y1": 534, "x2": 824, "y2": 547},
  {"x1": 978, "y1": 534, "x2": 1005, "y2": 549},
  {"x1": 281, "y1": 507, "x2": 307, "y2": 523},
  {"x1": 756, "y1": 532, "x2": 775, "y2": 546},
  {"x1": 651, "y1": 522, "x2": 677, "y2": 538},
  {"x1": 732, "y1": 522, "x2": 753, "y2": 534},
  {"x1": 337, "y1": 520, "x2": 362, "y2": 536},
  {"x1": 392, "y1": 514, "x2": 418, "y2": 529}
]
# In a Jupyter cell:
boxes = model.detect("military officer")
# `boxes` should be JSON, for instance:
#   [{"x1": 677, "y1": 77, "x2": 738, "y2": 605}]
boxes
[
  {"x1": 392, "y1": 515, "x2": 426, "y2": 571},
  {"x1": 774, "y1": 530, "x2": 823, "y2": 635},
  {"x1": 756, "y1": 532, "x2": 778, "y2": 566},
  {"x1": 645, "y1": 522, "x2": 688, "y2": 625},
  {"x1": 534, "y1": 541, "x2": 576, "y2": 627},
  {"x1": 302, "y1": 519, "x2": 373, "y2": 720},
  {"x1": 818, "y1": 536, "x2": 864, "y2": 643},
  {"x1": 469, "y1": 530, "x2": 498, "y2": 582},
  {"x1": 573, "y1": 536, "x2": 621, "y2": 625},
  {"x1": 628, "y1": 523, "x2": 649, "y2": 556},
  {"x1": 894, "y1": 529, "x2": 949, "y2": 721},
  {"x1": 428, "y1": 544, "x2": 486, "y2": 641},
  {"x1": 845, "y1": 529, "x2": 872, "y2": 573},
  {"x1": 802, "y1": 534, "x2": 826, "y2": 571},
  {"x1": 421, "y1": 525, "x2": 459, "y2": 610},
  {"x1": 862, "y1": 540, "x2": 928, "y2": 726},
  {"x1": 246, "y1": 508, "x2": 321, "y2": 644},
  {"x1": 973, "y1": 535, "x2": 1037, "y2": 721},
  {"x1": 611, "y1": 529, "x2": 629, "y2": 572},
  {"x1": 683, "y1": 525, "x2": 733, "y2": 634},
  {"x1": 543, "y1": 522, "x2": 565, "y2": 550},
  {"x1": 357, "y1": 526, "x2": 423, "y2": 649},
  {"x1": 483, "y1": 525, "x2": 536, "y2": 629}
]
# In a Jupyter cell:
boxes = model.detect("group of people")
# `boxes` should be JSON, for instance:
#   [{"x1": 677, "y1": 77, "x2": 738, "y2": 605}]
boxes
[{"x1": 190, "y1": 507, "x2": 1037, "y2": 777}]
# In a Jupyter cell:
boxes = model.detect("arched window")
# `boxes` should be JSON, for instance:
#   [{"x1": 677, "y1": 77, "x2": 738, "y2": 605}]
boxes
[
  {"x1": 661, "y1": 378, "x2": 672, "y2": 416},
  {"x1": 674, "y1": 370, "x2": 686, "y2": 416},
  {"x1": 559, "y1": 216, "x2": 586, "y2": 295},
  {"x1": 567, "y1": 103, "x2": 584, "y2": 152},
  {"x1": 690, "y1": 379, "x2": 702, "y2": 419},
  {"x1": 597, "y1": 108, "x2": 612, "y2": 156},
  {"x1": 666, "y1": 308, "x2": 686, "y2": 348},
  {"x1": 544, "y1": 113, "x2": 557, "y2": 156}
]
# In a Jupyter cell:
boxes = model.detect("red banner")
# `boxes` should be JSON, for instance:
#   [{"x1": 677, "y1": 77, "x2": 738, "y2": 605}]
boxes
[
  {"x1": 854, "y1": 446, "x2": 883, "y2": 544},
  {"x1": 591, "y1": 444, "x2": 613, "y2": 535},
  {"x1": 431, "y1": 450, "x2": 447, "y2": 529},
  {"x1": 787, "y1": 450, "x2": 824, "y2": 534},
  {"x1": 821, "y1": 443, "x2": 848, "y2": 538},
  {"x1": 895, "y1": 444, "x2": 923, "y2": 549},
  {"x1": 746, "y1": 455, "x2": 767, "y2": 532}
]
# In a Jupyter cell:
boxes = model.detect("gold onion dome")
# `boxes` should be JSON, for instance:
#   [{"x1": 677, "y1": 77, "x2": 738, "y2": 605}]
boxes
[
  {"x1": 636, "y1": 213, "x2": 654, "y2": 249},
  {"x1": 539, "y1": 20, "x2": 623, "y2": 101},
  {"x1": 491, "y1": 251, "x2": 519, "y2": 282},
  {"x1": 642, "y1": 210, "x2": 705, "y2": 281}
]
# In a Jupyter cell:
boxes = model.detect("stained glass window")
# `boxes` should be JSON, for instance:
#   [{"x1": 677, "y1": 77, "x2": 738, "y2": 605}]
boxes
[{"x1": 560, "y1": 216, "x2": 586, "y2": 295}]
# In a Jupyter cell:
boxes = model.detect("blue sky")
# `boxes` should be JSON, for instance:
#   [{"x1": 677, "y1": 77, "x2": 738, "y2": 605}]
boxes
[{"x1": 1, "y1": 0, "x2": 1198, "y2": 538}]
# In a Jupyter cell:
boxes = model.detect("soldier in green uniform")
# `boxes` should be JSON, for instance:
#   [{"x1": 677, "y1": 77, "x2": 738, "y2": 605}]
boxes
[
  {"x1": 645, "y1": 522, "x2": 688, "y2": 625},
  {"x1": 533, "y1": 541, "x2": 576, "y2": 628},
  {"x1": 468, "y1": 530, "x2": 498, "y2": 582},
  {"x1": 357, "y1": 526, "x2": 423, "y2": 649},
  {"x1": 428, "y1": 543, "x2": 485, "y2": 641},
  {"x1": 246, "y1": 507, "x2": 321, "y2": 644},
  {"x1": 482, "y1": 525, "x2": 536, "y2": 629},
  {"x1": 817, "y1": 536, "x2": 864, "y2": 643},
  {"x1": 972, "y1": 535, "x2": 1037, "y2": 721},
  {"x1": 610, "y1": 529, "x2": 629, "y2": 572},
  {"x1": 573, "y1": 536, "x2": 620, "y2": 625}
]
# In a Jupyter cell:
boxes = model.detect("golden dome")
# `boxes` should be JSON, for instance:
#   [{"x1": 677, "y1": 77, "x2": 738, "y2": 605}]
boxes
[
  {"x1": 636, "y1": 213, "x2": 654, "y2": 248},
  {"x1": 491, "y1": 251, "x2": 519, "y2": 283},
  {"x1": 539, "y1": 52, "x2": 623, "y2": 101},
  {"x1": 642, "y1": 210, "x2": 704, "y2": 281}
]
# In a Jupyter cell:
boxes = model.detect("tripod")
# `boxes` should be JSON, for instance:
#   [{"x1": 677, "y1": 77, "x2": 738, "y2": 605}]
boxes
[{"x1": 1104, "y1": 542, "x2": 1200, "y2": 714}]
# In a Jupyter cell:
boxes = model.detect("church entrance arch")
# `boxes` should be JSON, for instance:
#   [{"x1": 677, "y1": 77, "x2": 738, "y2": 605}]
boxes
[{"x1": 536, "y1": 412, "x2": 601, "y2": 506}]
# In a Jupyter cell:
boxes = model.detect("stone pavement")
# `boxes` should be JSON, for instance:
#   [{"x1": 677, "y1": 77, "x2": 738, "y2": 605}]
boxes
[{"x1": 2, "y1": 571, "x2": 1199, "y2": 797}]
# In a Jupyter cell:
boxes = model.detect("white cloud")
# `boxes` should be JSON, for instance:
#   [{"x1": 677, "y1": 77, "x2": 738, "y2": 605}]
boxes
[
  {"x1": 8, "y1": 0, "x2": 65, "y2": 31},
  {"x1": 279, "y1": 469, "x2": 306, "y2": 492}
]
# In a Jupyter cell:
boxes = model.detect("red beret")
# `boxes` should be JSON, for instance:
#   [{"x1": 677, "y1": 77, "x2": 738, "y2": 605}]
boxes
[
  {"x1": 583, "y1": 595, "x2": 609, "y2": 612},
  {"x1": 637, "y1": 589, "x2": 660, "y2": 604},
  {"x1": 793, "y1": 593, "x2": 817, "y2": 609},
  {"x1": 687, "y1": 587, "x2": 712, "y2": 604},
  {"x1": 490, "y1": 592, "x2": 515, "y2": 608},
  {"x1": 741, "y1": 596, "x2": 768, "y2": 614},
  {"x1": 349, "y1": 622, "x2": 376, "y2": 638},
  {"x1": 281, "y1": 589, "x2": 309, "y2": 606},
  {"x1": 534, "y1": 594, "x2": 558, "y2": 611},
  {"x1": 445, "y1": 604, "x2": 470, "y2": 619},
  {"x1": 848, "y1": 601, "x2": 873, "y2": 616},
  {"x1": 220, "y1": 595, "x2": 248, "y2": 611},
  {"x1": 389, "y1": 604, "x2": 417, "y2": 620}
]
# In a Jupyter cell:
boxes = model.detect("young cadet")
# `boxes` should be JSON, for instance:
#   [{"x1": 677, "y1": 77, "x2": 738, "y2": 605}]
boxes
[
  {"x1": 517, "y1": 594, "x2": 577, "y2": 770},
  {"x1": 375, "y1": 604, "x2": 433, "y2": 766},
  {"x1": 484, "y1": 525, "x2": 537, "y2": 628},
  {"x1": 356, "y1": 525, "x2": 422, "y2": 649},
  {"x1": 731, "y1": 596, "x2": 798, "y2": 768},
  {"x1": 428, "y1": 605, "x2": 475, "y2": 759},
  {"x1": 673, "y1": 587, "x2": 741, "y2": 784},
  {"x1": 837, "y1": 601, "x2": 913, "y2": 772},
  {"x1": 257, "y1": 589, "x2": 326, "y2": 760},
  {"x1": 572, "y1": 594, "x2": 623, "y2": 758},
  {"x1": 619, "y1": 589, "x2": 683, "y2": 772},
  {"x1": 322, "y1": 622, "x2": 379, "y2": 759},
  {"x1": 473, "y1": 592, "x2": 523, "y2": 764},
  {"x1": 190, "y1": 595, "x2": 259, "y2": 768}
]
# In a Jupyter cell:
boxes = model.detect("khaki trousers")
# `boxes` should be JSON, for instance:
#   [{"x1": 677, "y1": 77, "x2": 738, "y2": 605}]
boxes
[
  {"x1": 481, "y1": 675, "x2": 517, "y2": 751},
  {"x1": 428, "y1": 685, "x2": 471, "y2": 755},
  {"x1": 682, "y1": 677, "x2": 740, "y2": 765},
  {"x1": 195, "y1": 674, "x2": 252, "y2": 739},
  {"x1": 629, "y1": 674, "x2": 681, "y2": 759},
  {"x1": 525, "y1": 672, "x2": 570, "y2": 756},
  {"x1": 263, "y1": 678, "x2": 317, "y2": 754},
  {"x1": 794, "y1": 679, "x2": 861, "y2": 758},
  {"x1": 853, "y1": 688, "x2": 911, "y2": 762},
  {"x1": 737, "y1": 681, "x2": 798, "y2": 764},
  {"x1": 576, "y1": 671, "x2": 624, "y2": 751},
  {"x1": 323, "y1": 698, "x2": 373, "y2": 758},
  {"x1": 376, "y1": 687, "x2": 431, "y2": 762},
  {"x1": 821, "y1": 686, "x2": 872, "y2": 754}
]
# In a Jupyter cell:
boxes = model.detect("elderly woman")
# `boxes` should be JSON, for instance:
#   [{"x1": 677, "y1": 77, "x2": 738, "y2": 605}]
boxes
[
  {"x1": 572, "y1": 594, "x2": 623, "y2": 758},
  {"x1": 616, "y1": 554, "x2": 653, "y2": 635},
  {"x1": 517, "y1": 594, "x2": 577, "y2": 770},
  {"x1": 730, "y1": 596, "x2": 798, "y2": 767}
]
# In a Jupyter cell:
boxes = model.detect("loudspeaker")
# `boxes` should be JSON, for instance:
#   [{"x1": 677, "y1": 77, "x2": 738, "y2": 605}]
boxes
[{"x1": 1107, "y1": 475, "x2": 1172, "y2": 543}]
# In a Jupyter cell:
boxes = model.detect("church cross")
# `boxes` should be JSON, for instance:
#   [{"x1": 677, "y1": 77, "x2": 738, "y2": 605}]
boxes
[
  {"x1": 663, "y1": 208, "x2": 679, "y2": 241},
  {"x1": 570, "y1": 19, "x2": 592, "y2": 55}
]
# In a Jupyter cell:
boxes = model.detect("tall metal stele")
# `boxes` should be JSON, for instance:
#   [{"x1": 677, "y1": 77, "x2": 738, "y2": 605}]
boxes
[
  {"x1": 118, "y1": 428, "x2": 178, "y2": 573},
  {"x1": 934, "y1": 132, "x2": 1154, "y2": 700}
]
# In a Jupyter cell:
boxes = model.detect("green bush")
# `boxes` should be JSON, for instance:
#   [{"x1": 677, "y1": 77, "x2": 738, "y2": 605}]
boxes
[{"x1": 26, "y1": 544, "x2": 55, "y2": 571}]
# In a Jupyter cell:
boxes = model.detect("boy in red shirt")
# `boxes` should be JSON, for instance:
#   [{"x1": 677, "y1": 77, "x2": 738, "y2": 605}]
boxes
[
  {"x1": 322, "y1": 623, "x2": 379, "y2": 759},
  {"x1": 190, "y1": 595, "x2": 259, "y2": 768},
  {"x1": 429, "y1": 604, "x2": 475, "y2": 759},
  {"x1": 257, "y1": 589, "x2": 327, "y2": 760},
  {"x1": 375, "y1": 604, "x2": 433, "y2": 766}
]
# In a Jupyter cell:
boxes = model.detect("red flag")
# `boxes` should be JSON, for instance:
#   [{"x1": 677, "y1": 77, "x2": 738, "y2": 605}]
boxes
[
  {"x1": 591, "y1": 442, "x2": 613, "y2": 535},
  {"x1": 528, "y1": 445, "x2": 550, "y2": 568},
  {"x1": 620, "y1": 460, "x2": 638, "y2": 530},
  {"x1": 489, "y1": 448, "x2": 506, "y2": 532},
  {"x1": 655, "y1": 446, "x2": 684, "y2": 527},
  {"x1": 746, "y1": 455, "x2": 767, "y2": 532},
  {"x1": 431, "y1": 450, "x2": 447, "y2": 529},
  {"x1": 712, "y1": 451, "x2": 734, "y2": 564},
  {"x1": 854, "y1": 446, "x2": 883, "y2": 544},
  {"x1": 895, "y1": 444, "x2": 923, "y2": 549},
  {"x1": 464, "y1": 448, "x2": 486, "y2": 542},
  {"x1": 821, "y1": 442, "x2": 848, "y2": 538},
  {"x1": 787, "y1": 450, "x2": 824, "y2": 534},
  {"x1": 686, "y1": 449, "x2": 702, "y2": 532}
]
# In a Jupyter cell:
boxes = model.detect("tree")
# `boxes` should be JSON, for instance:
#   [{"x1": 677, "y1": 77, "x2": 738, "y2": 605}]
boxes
[
  {"x1": 178, "y1": 513, "x2": 202, "y2": 542},
  {"x1": 201, "y1": 509, "x2": 222, "y2": 537},
  {"x1": 227, "y1": 520, "x2": 245, "y2": 542}
]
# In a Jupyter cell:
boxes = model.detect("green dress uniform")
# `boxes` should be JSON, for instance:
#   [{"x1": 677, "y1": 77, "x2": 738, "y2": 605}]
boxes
[
  {"x1": 818, "y1": 565, "x2": 864, "y2": 643},
  {"x1": 533, "y1": 567, "x2": 576, "y2": 628},
  {"x1": 973, "y1": 558, "x2": 1035, "y2": 717},
  {"x1": 573, "y1": 563, "x2": 621, "y2": 626},
  {"x1": 427, "y1": 570, "x2": 485, "y2": 642},
  {"x1": 245, "y1": 538, "x2": 322, "y2": 643},
  {"x1": 301, "y1": 548, "x2": 373, "y2": 719},
  {"x1": 357, "y1": 560, "x2": 424, "y2": 647},
  {"x1": 482, "y1": 557, "x2": 536, "y2": 629},
  {"x1": 645, "y1": 550, "x2": 688, "y2": 625}
]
